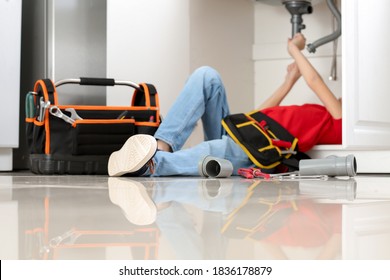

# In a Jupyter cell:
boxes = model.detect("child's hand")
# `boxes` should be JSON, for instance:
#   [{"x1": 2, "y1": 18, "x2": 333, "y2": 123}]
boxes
[
  {"x1": 285, "y1": 62, "x2": 301, "y2": 84},
  {"x1": 288, "y1": 33, "x2": 306, "y2": 56},
  {"x1": 290, "y1": 33, "x2": 306, "y2": 50}
]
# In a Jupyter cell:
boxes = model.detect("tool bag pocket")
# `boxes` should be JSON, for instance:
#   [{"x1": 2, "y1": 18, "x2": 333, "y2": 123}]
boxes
[
  {"x1": 25, "y1": 78, "x2": 161, "y2": 175},
  {"x1": 49, "y1": 117, "x2": 136, "y2": 156},
  {"x1": 72, "y1": 121, "x2": 134, "y2": 155}
]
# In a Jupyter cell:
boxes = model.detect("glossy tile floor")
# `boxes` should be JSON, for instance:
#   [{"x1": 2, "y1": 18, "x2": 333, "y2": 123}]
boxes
[{"x1": 1, "y1": 171, "x2": 390, "y2": 260}]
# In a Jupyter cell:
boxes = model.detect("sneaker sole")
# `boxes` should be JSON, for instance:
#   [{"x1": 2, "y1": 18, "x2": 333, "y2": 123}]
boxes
[
  {"x1": 108, "y1": 177, "x2": 157, "y2": 225},
  {"x1": 108, "y1": 134, "x2": 157, "y2": 177}
]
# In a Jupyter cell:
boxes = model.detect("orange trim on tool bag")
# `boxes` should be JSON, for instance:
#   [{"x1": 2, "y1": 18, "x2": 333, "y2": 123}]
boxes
[
  {"x1": 54, "y1": 105, "x2": 159, "y2": 111},
  {"x1": 33, "y1": 79, "x2": 59, "y2": 104},
  {"x1": 33, "y1": 79, "x2": 57, "y2": 154},
  {"x1": 71, "y1": 118, "x2": 136, "y2": 127},
  {"x1": 34, "y1": 80, "x2": 49, "y2": 101},
  {"x1": 134, "y1": 121, "x2": 160, "y2": 127},
  {"x1": 26, "y1": 117, "x2": 35, "y2": 123},
  {"x1": 73, "y1": 119, "x2": 136, "y2": 124},
  {"x1": 33, "y1": 119, "x2": 45, "y2": 126},
  {"x1": 45, "y1": 116, "x2": 51, "y2": 154},
  {"x1": 69, "y1": 119, "x2": 159, "y2": 128},
  {"x1": 141, "y1": 83, "x2": 151, "y2": 108},
  {"x1": 155, "y1": 93, "x2": 161, "y2": 123}
]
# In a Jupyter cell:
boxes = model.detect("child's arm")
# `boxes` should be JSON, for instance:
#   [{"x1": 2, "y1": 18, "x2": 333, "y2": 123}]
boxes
[
  {"x1": 257, "y1": 63, "x2": 301, "y2": 110},
  {"x1": 288, "y1": 33, "x2": 342, "y2": 119}
]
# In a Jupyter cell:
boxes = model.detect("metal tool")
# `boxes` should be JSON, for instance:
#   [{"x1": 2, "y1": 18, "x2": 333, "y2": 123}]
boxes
[
  {"x1": 272, "y1": 174, "x2": 329, "y2": 181},
  {"x1": 37, "y1": 97, "x2": 45, "y2": 121},
  {"x1": 49, "y1": 229, "x2": 81, "y2": 247},
  {"x1": 49, "y1": 106, "x2": 75, "y2": 125},
  {"x1": 42, "y1": 101, "x2": 51, "y2": 121},
  {"x1": 38, "y1": 97, "x2": 51, "y2": 122},
  {"x1": 237, "y1": 168, "x2": 271, "y2": 179},
  {"x1": 237, "y1": 168, "x2": 328, "y2": 181},
  {"x1": 268, "y1": 171, "x2": 328, "y2": 180},
  {"x1": 65, "y1": 108, "x2": 83, "y2": 120}
]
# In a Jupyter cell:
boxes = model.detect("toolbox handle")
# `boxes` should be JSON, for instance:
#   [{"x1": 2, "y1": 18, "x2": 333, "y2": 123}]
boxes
[{"x1": 55, "y1": 78, "x2": 141, "y2": 90}]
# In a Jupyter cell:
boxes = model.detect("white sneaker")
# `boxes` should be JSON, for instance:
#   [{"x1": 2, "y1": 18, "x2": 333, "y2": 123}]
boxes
[
  {"x1": 108, "y1": 134, "x2": 157, "y2": 177},
  {"x1": 108, "y1": 177, "x2": 157, "y2": 226}
]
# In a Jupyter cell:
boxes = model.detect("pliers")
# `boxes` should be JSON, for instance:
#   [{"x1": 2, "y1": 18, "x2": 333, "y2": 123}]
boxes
[{"x1": 237, "y1": 168, "x2": 271, "y2": 179}]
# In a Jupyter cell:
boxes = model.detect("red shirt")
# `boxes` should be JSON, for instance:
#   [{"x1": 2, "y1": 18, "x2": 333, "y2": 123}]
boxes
[{"x1": 261, "y1": 104, "x2": 342, "y2": 152}]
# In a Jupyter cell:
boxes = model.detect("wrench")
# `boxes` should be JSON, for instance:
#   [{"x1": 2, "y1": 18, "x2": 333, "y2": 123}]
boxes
[
  {"x1": 38, "y1": 98, "x2": 51, "y2": 122},
  {"x1": 65, "y1": 108, "x2": 83, "y2": 120},
  {"x1": 49, "y1": 106, "x2": 75, "y2": 125},
  {"x1": 38, "y1": 97, "x2": 45, "y2": 121},
  {"x1": 42, "y1": 100, "x2": 51, "y2": 121}
]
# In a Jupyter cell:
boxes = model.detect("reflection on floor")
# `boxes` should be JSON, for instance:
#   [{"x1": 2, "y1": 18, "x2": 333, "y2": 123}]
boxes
[{"x1": 1, "y1": 172, "x2": 390, "y2": 260}]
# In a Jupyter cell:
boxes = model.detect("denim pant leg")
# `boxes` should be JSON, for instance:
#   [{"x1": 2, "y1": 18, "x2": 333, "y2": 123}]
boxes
[
  {"x1": 154, "y1": 66, "x2": 230, "y2": 152},
  {"x1": 152, "y1": 136, "x2": 253, "y2": 176}
]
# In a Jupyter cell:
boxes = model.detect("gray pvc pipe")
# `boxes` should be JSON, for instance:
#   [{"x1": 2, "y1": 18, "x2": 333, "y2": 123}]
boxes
[
  {"x1": 299, "y1": 155, "x2": 357, "y2": 177},
  {"x1": 198, "y1": 156, "x2": 233, "y2": 178},
  {"x1": 307, "y1": 0, "x2": 341, "y2": 53}
]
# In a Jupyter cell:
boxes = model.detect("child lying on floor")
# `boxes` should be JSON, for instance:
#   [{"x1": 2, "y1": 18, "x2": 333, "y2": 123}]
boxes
[{"x1": 108, "y1": 33, "x2": 342, "y2": 177}]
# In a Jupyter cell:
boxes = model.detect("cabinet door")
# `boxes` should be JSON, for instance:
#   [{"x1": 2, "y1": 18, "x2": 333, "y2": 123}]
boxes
[{"x1": 343, "y1": 0, "x2": 390, "y2": 148}]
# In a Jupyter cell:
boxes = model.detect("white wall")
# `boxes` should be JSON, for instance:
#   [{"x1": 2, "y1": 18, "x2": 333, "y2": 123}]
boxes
[
  {"x1": 253, "y1": 0, "x2": 342, "y2": 108},
  {"x1": 106, "y1": 0, "x2": 190, "y2": 117},
  {"x1": 189, "y1": 0, "x2": 254, "y2": 114},
  {"x1": 187, "y1": 0, "x2": 254, "y2": 146},
  {"x1": 107, "y1": 0, "x2": 254, "y2": 116},
  {"x1": 106, "y1": 0, "x2": 254, "y2": 147},
  {"x1": 107, "y1": 0, "x2": 339, "y2": 114}
]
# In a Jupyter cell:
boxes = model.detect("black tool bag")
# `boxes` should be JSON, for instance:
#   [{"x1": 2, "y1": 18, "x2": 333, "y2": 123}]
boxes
[
  {"x1": 25, "y1": 78, "x2": 161, "y2": 175},
  {"x1": 222, "y1": 110, "x2": 307, "y2": 172}
]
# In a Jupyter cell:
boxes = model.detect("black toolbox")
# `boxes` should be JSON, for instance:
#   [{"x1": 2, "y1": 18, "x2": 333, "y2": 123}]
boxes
[{"x1": 25, "y1": 78, "x2": 161, "y2": 175}]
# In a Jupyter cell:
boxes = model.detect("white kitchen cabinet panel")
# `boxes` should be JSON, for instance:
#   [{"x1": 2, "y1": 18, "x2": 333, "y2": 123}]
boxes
[{"x1": 343, "y1": 0, "x2": 390, "y2": 149}]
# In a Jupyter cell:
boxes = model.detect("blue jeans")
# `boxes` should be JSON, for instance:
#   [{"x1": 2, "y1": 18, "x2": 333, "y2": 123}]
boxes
[
  {"x1": 152, "y1": 66, "x2": 252, "y2": 176},
  {"x1": 151, "y1": 178, "x2": 249, "y2": 258}
]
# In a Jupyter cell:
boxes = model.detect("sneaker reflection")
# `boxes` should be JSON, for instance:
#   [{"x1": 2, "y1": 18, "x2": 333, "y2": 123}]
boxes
[{"x1": 108, "y1": 177, "x2": 157, "y2": 226}]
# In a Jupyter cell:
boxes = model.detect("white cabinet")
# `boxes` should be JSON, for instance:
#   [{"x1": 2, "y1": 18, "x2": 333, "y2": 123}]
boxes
[
  {"x1": 343, "y1": 0, "x2": 390, "y2": 148},
  {"x1": 254, "y1": 0, "x2": 390, "y2": 173},
  {"x1": 310, "y1": 0, "x2": 390, "y2": 172},
  {"x1": 0, "y1": 0, "x2": 22, "y2": 170}
]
